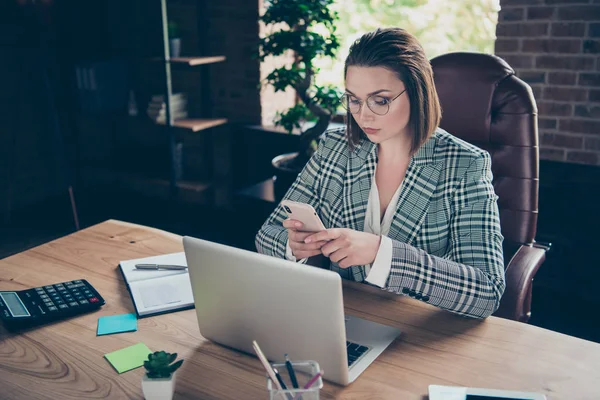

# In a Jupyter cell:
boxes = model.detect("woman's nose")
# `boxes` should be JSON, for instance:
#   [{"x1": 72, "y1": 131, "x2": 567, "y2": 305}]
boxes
[{"x1": 358, "y1": 103, "x2": 375, "y2": 122}]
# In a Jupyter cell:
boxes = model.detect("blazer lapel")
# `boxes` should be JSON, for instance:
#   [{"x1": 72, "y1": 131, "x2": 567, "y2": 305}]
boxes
[
  {"x1": 338, "y1": 139, "x2": 377, "y2": 232},
  {"x1": 328, "y1": 139, "x2": 376, "y2": 282},
  {"x1": 390, "y1": 134, "x2": 441, "y2": 246}
]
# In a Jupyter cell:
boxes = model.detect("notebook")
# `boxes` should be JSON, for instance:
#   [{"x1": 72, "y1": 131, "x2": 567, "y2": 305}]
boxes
[{"x1": 119, "y1": 252, "x2": 194, "y2": 318}]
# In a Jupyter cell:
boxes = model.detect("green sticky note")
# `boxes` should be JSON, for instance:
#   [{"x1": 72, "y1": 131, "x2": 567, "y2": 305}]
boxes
[
  {"x1": 104, "y1": 343, "x2": 152, "y2": 374},
  {"x1": 97, "y1": 313, "x2": 138, "y2": 336}
]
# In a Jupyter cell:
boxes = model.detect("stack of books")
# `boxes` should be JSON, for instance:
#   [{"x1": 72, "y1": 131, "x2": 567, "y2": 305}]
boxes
[{"x1": 147, "y1": 93, "x2": 188, "y2": 123}]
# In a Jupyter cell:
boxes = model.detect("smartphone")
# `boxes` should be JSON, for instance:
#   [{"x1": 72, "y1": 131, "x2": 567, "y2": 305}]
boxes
[{"x1": 280, "y1": 200, "x2": 326, "y2": 232}]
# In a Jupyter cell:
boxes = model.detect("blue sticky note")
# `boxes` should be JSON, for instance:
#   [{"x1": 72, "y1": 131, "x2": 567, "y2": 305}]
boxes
[{"x1": 97, "y1": 313, "x2": 138, "y2": 336}]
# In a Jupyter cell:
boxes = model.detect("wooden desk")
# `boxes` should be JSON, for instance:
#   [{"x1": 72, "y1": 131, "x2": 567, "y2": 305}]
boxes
[{"x1": 1, "y1": 220, "x2": 598, "y2": 399}]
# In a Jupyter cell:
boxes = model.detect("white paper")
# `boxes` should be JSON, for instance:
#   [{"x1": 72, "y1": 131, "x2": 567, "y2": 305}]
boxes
[
  {"x1": 130, "y1": 273, "x2": 194, "y2": 316},
  {"x1": 140, "y1": 283, "x2": 182, "y2": 308},
  {"x1": 120, "y1": 252, "x2": 188, "y2": 283},
  {"x1": 119, "y1": 252, "x2": 194, "y2": 317}
]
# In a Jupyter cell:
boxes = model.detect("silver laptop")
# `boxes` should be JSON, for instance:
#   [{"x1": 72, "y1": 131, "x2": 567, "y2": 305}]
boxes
[{"x1": 183, "y1": 236, "x2": 401, "y2": 386}]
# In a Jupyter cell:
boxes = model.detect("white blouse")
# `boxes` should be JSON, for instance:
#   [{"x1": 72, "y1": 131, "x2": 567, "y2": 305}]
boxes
[{"x1": 286, "y1": 166, "x2": 400, "y2": 288}]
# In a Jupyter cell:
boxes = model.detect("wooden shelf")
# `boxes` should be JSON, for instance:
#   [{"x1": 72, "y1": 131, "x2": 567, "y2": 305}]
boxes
[
  {"x1": 156, "y1": 118, "x2": 228, "y2": 132},
  {"x1": 151, "y1": 56, "x2": 226, "y2": 66}
]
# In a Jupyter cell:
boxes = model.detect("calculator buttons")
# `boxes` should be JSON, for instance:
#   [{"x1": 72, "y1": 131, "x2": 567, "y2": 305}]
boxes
[
  {"x1": 48, "y1": 306, "x2": 58, "y2": 311},
  {"x1": 39, "y1": 294, "x2": 49, "y2": 299},
  {"x1": 89, "y1": 297, "x2": 99, "y2": 303},
  {"x1": 79, "y1": 299, "x2": 89, "y2": 305},
  {"x1": 58, "y1": 304, "x2": 69, "y2": 309},
  {"x1": 66, "y1": 283, "x2": 85, "y2": 289},
  {"x1": 69, "y1": 301, "x2": 79, "y2": 307}
]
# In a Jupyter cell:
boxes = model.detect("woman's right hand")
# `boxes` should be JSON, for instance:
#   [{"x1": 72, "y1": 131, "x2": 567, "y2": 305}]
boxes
[{"x1": 283, "y1": 219, "x2": 328, "y2": 259}]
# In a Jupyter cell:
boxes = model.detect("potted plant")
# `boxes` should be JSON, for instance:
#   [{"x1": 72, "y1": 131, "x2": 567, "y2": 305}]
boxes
[
  {"x1": 141, "y1": 351, "x2": 184, "y2": 400},
  {"x1": 258, "y1": 0, "x2": 342, "y2": 200},
  {"x1": 168, "y1": 21, "x2": 181, "y2": 58}
]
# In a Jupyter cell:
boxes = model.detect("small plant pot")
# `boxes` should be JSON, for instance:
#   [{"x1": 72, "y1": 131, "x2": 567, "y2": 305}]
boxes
[
  {"x1": 141, "y1": 372, "x2": 177, "y2": 400},
  {"x1": 272, "y1": 152, "x2": 301, "y2": 202}
]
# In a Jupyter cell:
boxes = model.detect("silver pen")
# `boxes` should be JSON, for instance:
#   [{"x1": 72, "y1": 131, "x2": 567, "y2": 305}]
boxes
[{"x1": 135, "y1": 264, "x2": 188, "y2": 270}]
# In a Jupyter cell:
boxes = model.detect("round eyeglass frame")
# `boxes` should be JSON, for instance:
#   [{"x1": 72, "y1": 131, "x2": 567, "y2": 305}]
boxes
[{"x1": 341, "y1": 89, "x2": 407, "y2": 116}]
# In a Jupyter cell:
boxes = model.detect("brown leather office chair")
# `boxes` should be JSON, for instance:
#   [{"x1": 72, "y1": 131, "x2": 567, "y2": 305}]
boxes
[{"x1": 431, "y1": 52, "x2": 549, "y2": 323}]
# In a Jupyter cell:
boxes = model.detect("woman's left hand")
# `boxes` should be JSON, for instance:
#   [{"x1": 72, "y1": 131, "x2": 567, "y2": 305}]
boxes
[{"x1": 304, "y1": 228, "x2": 381, "y2": 268}]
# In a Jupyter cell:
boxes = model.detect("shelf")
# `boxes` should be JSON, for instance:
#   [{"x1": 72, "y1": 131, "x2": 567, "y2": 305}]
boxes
[
  {"x1": 151, "y1": 56, "x2": 226, "y2": 66},
  {"x1": 154, "y1": 118, "x2": 228, "y2": 132}
]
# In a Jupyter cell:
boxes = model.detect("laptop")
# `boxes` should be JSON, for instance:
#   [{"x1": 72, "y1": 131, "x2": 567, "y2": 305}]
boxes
[{"x1": 183, "y1": 236, "x2": 401, "y2": 386}]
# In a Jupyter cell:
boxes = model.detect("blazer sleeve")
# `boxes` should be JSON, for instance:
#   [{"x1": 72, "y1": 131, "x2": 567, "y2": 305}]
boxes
[
  {"x1": 255, "y1": 138, "x2": 324, "y2": 259},
  {"x1": 383, "y1": 152, "x2": 506, "y2": 319}
]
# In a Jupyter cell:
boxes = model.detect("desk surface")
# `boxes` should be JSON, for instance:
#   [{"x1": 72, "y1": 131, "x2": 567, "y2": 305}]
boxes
[{"x1": 0, "y1": 220, "x2": 598, "y2": 399}]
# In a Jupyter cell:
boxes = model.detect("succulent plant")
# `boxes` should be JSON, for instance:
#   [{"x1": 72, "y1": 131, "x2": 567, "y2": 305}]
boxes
[{"x1": 143, "y1": 351, "x2": 184, "y2": 379}]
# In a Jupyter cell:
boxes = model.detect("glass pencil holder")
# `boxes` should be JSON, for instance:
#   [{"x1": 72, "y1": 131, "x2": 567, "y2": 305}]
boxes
[{"x1": 266, "y1": 360, "x2": 323, "y2": 400}]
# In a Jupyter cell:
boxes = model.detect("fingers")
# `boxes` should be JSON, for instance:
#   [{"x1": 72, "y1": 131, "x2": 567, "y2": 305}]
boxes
[
  {"x1": 283, "y1": 219, "x2": 303, "y2": 230},
  {"x1": 328, "y1": 248, "x2": 350, "y2": 264},
  {"x1": 320, "y1": 237, "x2": 349, "y2": 257},
  {"x1": 305, "y1": 228, "x2": 341, "y2": 244},
  {"x1": 288, "y1": 229, "x2": 313, "y2": 244},
  {"x1": 293, "y1": 248, "x2": 323, "y2": 259}
]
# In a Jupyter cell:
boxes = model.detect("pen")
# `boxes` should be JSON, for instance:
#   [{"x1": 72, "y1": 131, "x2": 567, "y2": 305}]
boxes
[
  {"x1": 284, "y1": 354, "x2": 299, "y2": 389},
  {"x1": 135, "y1": 264, "x2": 187, "y2": 270},
  {"x1": 292, "y1": 370, "x2": 323, "y2": 400},
  {"x1": 273, "y1": 368, "x2": 293, "y2": 400}
]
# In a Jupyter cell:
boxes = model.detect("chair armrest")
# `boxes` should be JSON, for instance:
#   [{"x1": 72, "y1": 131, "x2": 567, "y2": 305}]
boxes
[{"x1": 494, "y1": 244, "x2": 548, "y2": 322}]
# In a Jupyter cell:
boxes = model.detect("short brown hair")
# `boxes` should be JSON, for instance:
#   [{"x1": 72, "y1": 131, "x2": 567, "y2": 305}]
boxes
[{"x1": 344, "y1": 28, "x2": 441, "y2": 154}]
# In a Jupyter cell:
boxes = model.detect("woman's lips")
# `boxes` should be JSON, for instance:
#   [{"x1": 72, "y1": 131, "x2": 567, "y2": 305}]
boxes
[{"x1": 363, "y1": 127, "x2": 380, "y2": 135}]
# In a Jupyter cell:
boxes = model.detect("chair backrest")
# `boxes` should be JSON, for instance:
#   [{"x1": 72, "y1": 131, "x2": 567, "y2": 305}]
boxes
[{"x1": 430, "y1": 52, "x2": 539, "y2": 262}]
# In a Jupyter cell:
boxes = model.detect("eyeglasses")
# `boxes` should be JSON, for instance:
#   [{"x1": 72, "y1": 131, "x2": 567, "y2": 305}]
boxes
[{"x1": 340, "y1": 89, "x2": 406, "y2": 116}]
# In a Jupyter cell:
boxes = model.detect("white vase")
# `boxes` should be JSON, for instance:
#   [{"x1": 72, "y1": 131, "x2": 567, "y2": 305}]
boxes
[{"x1": 141, "y1": 372, "x2": 176, "y2": 400}]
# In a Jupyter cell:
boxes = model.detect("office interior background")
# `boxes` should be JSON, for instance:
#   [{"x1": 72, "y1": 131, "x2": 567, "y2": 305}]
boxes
[{"x1": 0, "y1": 0, "x2": 599, "y2": 343}]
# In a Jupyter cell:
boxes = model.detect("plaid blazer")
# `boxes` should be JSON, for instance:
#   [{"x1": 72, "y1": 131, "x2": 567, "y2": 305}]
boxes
[{"x1": 256, "y1": 127, "x2": 505, "y2": 319}]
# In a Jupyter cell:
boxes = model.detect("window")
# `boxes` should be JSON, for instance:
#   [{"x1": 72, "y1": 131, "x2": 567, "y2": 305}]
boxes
[{"x1": 260, "y1": 0, "x2": 500, "y2": 127}]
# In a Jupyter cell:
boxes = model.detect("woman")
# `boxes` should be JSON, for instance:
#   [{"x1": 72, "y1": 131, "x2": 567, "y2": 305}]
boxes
[{"x1": 256, "y1": 28, "x2": 505, "y2": 319}]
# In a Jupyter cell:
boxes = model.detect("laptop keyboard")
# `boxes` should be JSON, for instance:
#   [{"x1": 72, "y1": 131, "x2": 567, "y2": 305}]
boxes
[{"x1": 346, "y1": 341, "x2": 369, "y2": 367}]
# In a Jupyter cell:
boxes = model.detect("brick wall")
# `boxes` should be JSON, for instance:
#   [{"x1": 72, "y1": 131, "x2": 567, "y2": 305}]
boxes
[
  {"x1": 199, "y1": 0, "x2": 262, "y2": 125},
  {"x1": 495, "y1": 0, "x2": 600, "y2": 166}
]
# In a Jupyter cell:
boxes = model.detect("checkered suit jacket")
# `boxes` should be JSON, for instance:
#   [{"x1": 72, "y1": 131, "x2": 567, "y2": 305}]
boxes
[{"x1": 256, "y1": 127, "x2": 505, "y2": 319}]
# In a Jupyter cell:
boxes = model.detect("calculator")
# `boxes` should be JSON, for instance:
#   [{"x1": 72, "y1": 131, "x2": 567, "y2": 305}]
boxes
[{"x1": 0, "y1": 279, "x2": 105, "y2": 330}]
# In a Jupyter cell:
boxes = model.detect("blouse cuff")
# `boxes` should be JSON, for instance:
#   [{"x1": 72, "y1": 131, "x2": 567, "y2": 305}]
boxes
[
  {"x1": 365, "y1": 235, "x2": 393, "y2": 287},
  {"x1": 285, "y1": 239, "x2": 308, "y2": 264}
]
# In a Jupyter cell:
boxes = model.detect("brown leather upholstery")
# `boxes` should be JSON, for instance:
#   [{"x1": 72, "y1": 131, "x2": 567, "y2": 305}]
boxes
[{"x1": 431, "y1": 52, "x2": 548, "y2": 322}]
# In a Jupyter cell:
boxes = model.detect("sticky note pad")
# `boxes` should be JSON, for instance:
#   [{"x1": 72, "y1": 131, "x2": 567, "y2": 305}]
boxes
[
  {"x1": 104, "y1": 343, "x2": 152, "y2": 374},
  {"x1": 97, "y1": 313, "x2": 138, "y2": 336}
]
